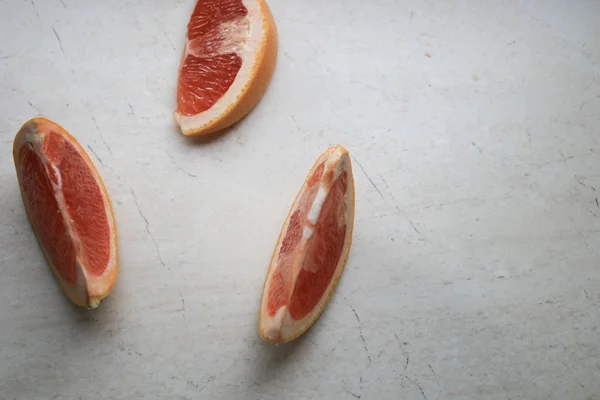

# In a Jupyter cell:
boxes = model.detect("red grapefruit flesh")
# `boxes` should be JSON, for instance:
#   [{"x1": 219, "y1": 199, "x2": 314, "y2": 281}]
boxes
[
  {"x1": 13, "y1": 118, "x2": 118, "y2": 308},
  {"x1": 174, "y1": 0, "x2": 278, "y2": 136},
  {"x1": 177, "y1": 0, "x2": 247, "y2": 116},
  {"x1": 259, "y1": 146, "x2": 355, "y2": 343}
]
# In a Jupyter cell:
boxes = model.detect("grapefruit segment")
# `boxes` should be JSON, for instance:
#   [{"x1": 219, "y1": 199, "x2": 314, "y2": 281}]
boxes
[
  {"x1": 259, "y1": 146, "x2": 355, "y2": 343},
  {"x1": 174, "y1": 0, "x2": 278, "y2": 136},
  {"x1": 13, "y1": 118, "x2": 118, "y2": 308}
]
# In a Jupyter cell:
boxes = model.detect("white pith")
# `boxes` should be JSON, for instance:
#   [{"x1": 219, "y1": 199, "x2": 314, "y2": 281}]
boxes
[
  {"x1": 302, "y1": 226, "x2": 314, "y2": 239},
  {"x1": 259, "y1": 146, "x2": 355, "y2": 343},
  {"x1": 14, "y1": 121, "x2": 117, "y2": 308},
  {"x1": 174, "y1": 0, "x2": 266, "y2": 133},
  {"x1": 307, "y1": 187, "x2": 328, "y2": 225}
]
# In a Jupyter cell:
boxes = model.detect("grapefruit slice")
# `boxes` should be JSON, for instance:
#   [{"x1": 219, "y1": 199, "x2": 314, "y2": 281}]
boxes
[
  {"x1": 259, "y1": 145, "x2": 355, "y2": 344},
  {"x1": 174, "y1": 0, "x2": 278, "y2": 136},
  {"x1": 12, "y1": 118, "x2": 118, "y2": 308}
]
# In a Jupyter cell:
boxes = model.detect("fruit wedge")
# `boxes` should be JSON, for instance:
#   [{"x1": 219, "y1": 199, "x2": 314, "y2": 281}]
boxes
[
  {"x1": 259, "y1": 145, "x2": 355, "y2": 344},
  {"x1": 174, "y1": 0, "x2": 278, "y2": 136},
  {"x1": 13, "y1": 118, "x2": 118, "y2": 308}
]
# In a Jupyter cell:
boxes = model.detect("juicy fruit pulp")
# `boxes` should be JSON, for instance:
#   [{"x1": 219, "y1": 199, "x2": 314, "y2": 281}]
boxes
[
  {"x1": 19, "y1": 142, "x2": 78, "y2": 285},
  {"x1": 259, "y1": 146, "x2": 355, "y2": 343},
  {"x1": 20, "y1": 134, "x2": 111, "y2": 283},
  {"x1": 267, "y1": 167, "x2": 349, "y2": 320},
  {"x1": 13, "y1": 118, "x2": 117, "y2": 308},
  {"x1": 174, "y1": 0, "x2": 278, "y2": 136},
  {"x1": 177, "y1": 0, "x2": 249, "y2": 116}
]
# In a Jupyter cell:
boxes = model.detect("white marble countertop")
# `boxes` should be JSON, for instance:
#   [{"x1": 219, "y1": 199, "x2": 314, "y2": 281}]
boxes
[{"x1": 1, "y1": 0, "x2": 600, "y2": 399}]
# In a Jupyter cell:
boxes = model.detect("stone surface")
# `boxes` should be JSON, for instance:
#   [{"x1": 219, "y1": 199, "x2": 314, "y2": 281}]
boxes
[{"x1": 1, "y1": 0, "x2": 599, "y2": 399}]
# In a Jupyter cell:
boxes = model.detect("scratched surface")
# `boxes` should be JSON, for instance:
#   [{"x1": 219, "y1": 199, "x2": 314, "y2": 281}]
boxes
[{"x1": 1, "y1": 0, "x2": 600, "y2": 399}]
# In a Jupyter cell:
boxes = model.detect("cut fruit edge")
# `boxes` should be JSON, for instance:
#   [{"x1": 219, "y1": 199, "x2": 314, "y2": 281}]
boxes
[
  {"x1": 174, "y1": 0, "x2": 278, "y2": 136},
  {"x1": 12, "y1": 118, "x2": 118, "y2": 308},
  {"x1": 259, "y1": 145, "x2": 355, "y2": 343}
]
